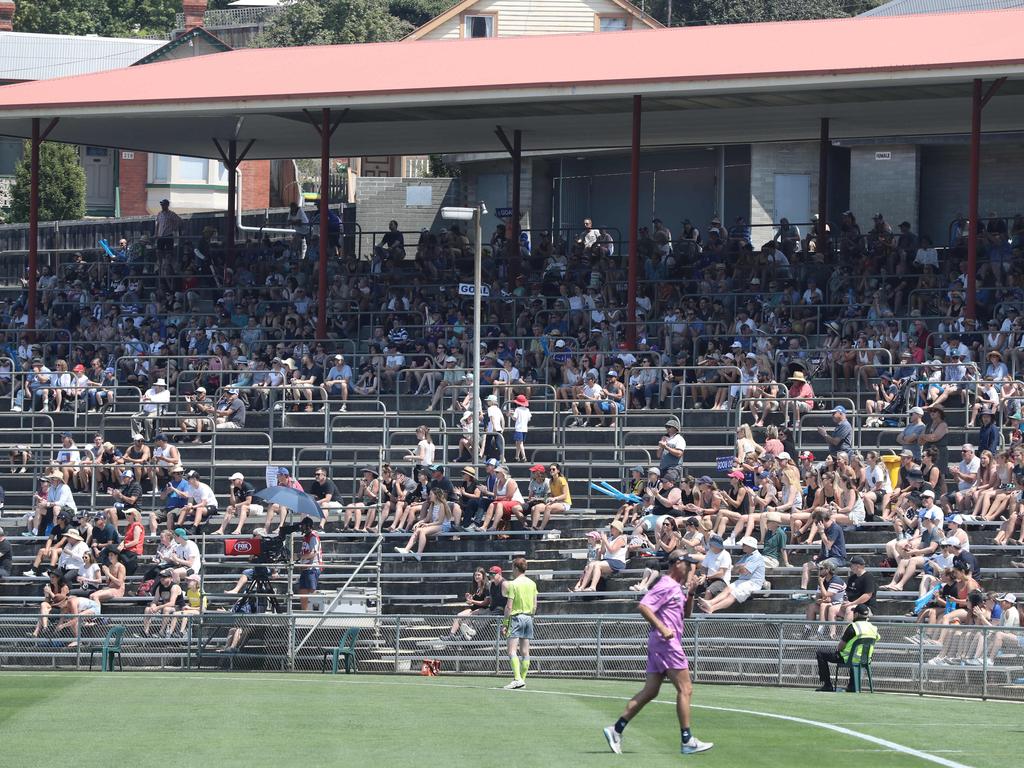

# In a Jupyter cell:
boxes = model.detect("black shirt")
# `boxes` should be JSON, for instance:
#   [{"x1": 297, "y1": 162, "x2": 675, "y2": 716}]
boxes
[
  {"x1": 91, "y1": 524, "x2": 120, "y2": 548},
  {"x1": 119, "y1": 481, "x2": 143, "y2": 506},
  {"x1": 846, "y1": 571, "x2": 876, "y2": 607},
  {"x1": 489, "y1": 581, "x2": 508, "y2": 614},
  {"x1": 310, "y1": 478, "x2": 339, "y2": 502},
  {"x1": 429, "y1": 476, "x2": 456, "y2": 499},
  {"x1": 231, "y1": 481, "x2": 256, "y2": 505},
  {"x1": 0, "y1": 538, "x2": 12, "y2": 573}
]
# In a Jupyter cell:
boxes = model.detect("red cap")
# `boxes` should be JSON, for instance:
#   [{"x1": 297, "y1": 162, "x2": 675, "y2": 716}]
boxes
[
  {"x1": 73, "y1": 364, "x2": 86, "y2": 373},
  {"x1": 514, "y1": 394, "x2": 529, "y2": 406},
  {"x1": 727, "y1": 470, "x2": 745, "y2": 480},
  {"x1": 799, "y1": 450, "x2": 815, "y2": 461},
  {"x1": 488, "y1": 565, "x2": 503, "y2": 575},
  {"x1": 529, "y1": 463, "x2": 546, "y2": 473}
]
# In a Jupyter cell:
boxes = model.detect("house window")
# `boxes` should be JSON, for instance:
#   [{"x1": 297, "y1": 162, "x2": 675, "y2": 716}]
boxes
[
  {"x1": 178, "y1": 156, "x2": 209, "y2": 183},
  {"x1": 464, "y1": 15, "x2": 494, "y2": 38},
  {"x1": 598, "y1": 16, "x2": 629, "y2": 32},
  {"x1": 151, "y1": 153, "x2": 171, "y2": 183}
]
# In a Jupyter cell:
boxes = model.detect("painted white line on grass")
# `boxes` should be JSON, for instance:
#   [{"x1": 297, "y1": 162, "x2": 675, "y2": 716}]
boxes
[{"x1": 5, "y1": 672, "x2": 975, "y2": 768}]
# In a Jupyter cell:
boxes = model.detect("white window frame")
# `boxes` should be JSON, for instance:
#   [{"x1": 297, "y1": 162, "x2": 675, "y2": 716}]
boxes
[{"x1": 463, "y1": 14, "x2": 496, "y2": 38}]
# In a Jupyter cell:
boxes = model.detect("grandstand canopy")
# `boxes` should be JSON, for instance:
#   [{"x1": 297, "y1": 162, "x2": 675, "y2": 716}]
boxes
[{"x1": 0, "y1": 10, "x2": 1023, "y2": 159}]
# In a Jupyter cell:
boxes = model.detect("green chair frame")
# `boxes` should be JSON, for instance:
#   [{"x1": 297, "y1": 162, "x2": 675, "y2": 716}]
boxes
[
  {"x1": 322, "y1": 627, "x2": 360, "y2": 674},
  {"x1": 833, "y1": 636, "x2": 876, "y2": 693},
  {"x1": 88, "y1": 625, "x2": 125, "y2": 672}
]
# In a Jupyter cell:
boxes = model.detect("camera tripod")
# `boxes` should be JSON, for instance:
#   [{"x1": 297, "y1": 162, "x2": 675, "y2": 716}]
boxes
[{"x1": 233, "y1": 566, "x2": 284, "y2": 614}]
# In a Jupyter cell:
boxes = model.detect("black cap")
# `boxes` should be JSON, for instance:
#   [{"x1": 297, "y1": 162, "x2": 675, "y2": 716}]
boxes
[
  {"x1": 849, "y1": 556, "x2": 867, "y2": 566},
  {"x1": 299, "y1": 516, "x2": 315, "y2": 528},
  {"x1": 853, "y1": 604, "x2": 871, "y2": 617}
]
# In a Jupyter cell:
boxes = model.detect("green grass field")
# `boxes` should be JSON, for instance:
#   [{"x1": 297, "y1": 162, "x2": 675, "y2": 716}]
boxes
[{"x1": 1, "y1": 672, "x2": 1018, "y2": 768}]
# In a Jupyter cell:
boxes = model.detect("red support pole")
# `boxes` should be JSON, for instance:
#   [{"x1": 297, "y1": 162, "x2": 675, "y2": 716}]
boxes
[
  {"x1": 226, "y1": 138, "x2": 237, "y2": 270},
  {"x1": 626, "y1": 95, "x2": 641, "y2": 348},
  {"x1": 966, "y1": 79, "x2": 981, "y2": 321},
  {"x1": 27, "y1": 117, "x2": 40, "y2": 332},
  {"x1": 317, "y1": 108, "x2": 330, "y2": 340}
]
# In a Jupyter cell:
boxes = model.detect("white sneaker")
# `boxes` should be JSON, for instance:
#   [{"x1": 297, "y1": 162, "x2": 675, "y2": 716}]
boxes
[
  {"x1": 963, "y1": 658, "x2": 983, "y2": 666},
  {"x1": 10, "y1": 405, "x2": 22, "y2": 412},
  {"x1": 723, "y1": 536, "x2": 736, "y2": 547},
  {"x1": 340, "y1": 403, "x2": 347, "y2": 412},
  {"x1": 503, "y1": 680, "x2": 525, "y2": 690},
  {"x1": 460, "y1": 623, "x2": 477, "y2": 640},
  {"x1": 681, "y1": 736, "x2": 714, "y2": 754},
  {"x1": 393, "y1": 547, "x2": 409, "y2": 555},
  {"x1": 22, "y1": 569, "x2": 36, "y2": 577},
  {"x1": 927, "y1": 656, "x2": 947, "y2": 666},
  {"x1": 603, "y1": 726, "x2": 622, "y2": 754}
]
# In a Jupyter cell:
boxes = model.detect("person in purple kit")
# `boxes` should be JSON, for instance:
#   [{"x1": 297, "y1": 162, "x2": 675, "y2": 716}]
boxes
[{"x1": 603, "y1": 550, "x2": 713, "y2": 756}]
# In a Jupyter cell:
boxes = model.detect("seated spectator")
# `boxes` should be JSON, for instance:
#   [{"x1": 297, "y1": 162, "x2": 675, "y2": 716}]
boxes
[
  {"x1": 215, "y1": 472, "x2": 261, "y2": 536},
  {"x1": 117, "y1": 509, "x2": 145, "y2": 575},
  {"x1": 29, "y1": 470, "x2": 76, "y2": 537},
  {"x1": 165, "y1": 527, "x2": 202, "y2": 584},
  {"x1": 441, "y1": 567, "x2": 491, "y2": 642},
  {"x1": 175, "y1": 575, "x2": 206, "y2": 637},
  {"x1": 880, "y1": 515, "x2": 942, "y2": 591},
  {"x1": 150, "y1": 433, "x2": 181, "y2": 488},
  {"x1": 310, "y1": 467, "x2": 343, "y2": 529},
  {"x1": 103, "y1": 467, "x2": 142, "y2": 531},
  {"x1": 693, "y1": 534, "x2": 732, "y2": 601},
  {"x1": 53, "y1": 593, "x2": 102, "y2": 647},
  {"x1": 530, "y1": 463, "x2": 572, "y2": 531},
  {"x1": 31, "y1": 569, "x2": 69, "y2": 637},
  {"x1": 178, "y1": 470, "x2": 219, "y2": 531},
  {"x1": 89, "y1": 511, "x2": 120, "y2": 562},
  {"x1": 55, "y1": 527, "x2": 88, "y2": 588},
  {"x1": 571, "y1": 520, "x2": 628, "y2": 592},
  {"x1": 89, "y1": 549, "x2": 126, "y2": 604},
  {"x1": 122, "y1": 434, "x2": 152, "y2": 489},
  {"x1": 0, "y1": 527, "x2": 10, "y2": 582},
  {"x1": 343, "y1": 467, "x2": 381, "y2": 532},
  {"x1": 800, "y1": 560, "x2": 847, "y2": 635},
  {"x1": 814, "y1": 604, "x2": 878, "y2": 692},
  {"x1": 393, "y1": 487, "x2": 453, "y2": 561},
  {"x1": 23, "y1": 513, "x2": 73, "y2": 577},
  {"x1": 836, "y1": 556, "x2": 876, "y2": 623},
  {"x1": 799, "y1": 509, "x2": 847, "y2": 590},
  {"x1": 143, "y1": 569, "x2": 185, "y2": 638},
  {"x1": 698, "y1": 537, "x2": 765, "y2": 614},
  {"x1": 54, "y1": 432, "x2": 82, "y2": 488},
  {"x1": 136, "y1": 377, "x2": 170, "y2": 440},
  {"x1": 179, "y1": 387, "x2": 215, "y2": 442},
  {"x1": 264, "y1": 467, "x2": 305, "y2": 534},
  {"x1": 478, "y1": 465, "x2": 525, "y2": 534},
  {"x1": 215, "y1": 388, "x2": 246, "y2": 429},
  {"x1": 324, "y1": 354, "x2": 352, "y2": 411}
]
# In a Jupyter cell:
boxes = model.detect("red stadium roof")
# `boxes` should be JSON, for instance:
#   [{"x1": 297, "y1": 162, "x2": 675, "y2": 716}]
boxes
[{"x1": 0, "y1": 10, "x2": 1022, "y2": 158}]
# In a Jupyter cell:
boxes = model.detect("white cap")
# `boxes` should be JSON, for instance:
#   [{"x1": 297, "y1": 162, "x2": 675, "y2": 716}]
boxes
[
  {"x1": 229, "y1": 472, "x2": 244, "y2": 481},
  {"x1": 921, "y1": 490, "x2": 935, "y2": 498},
  {"x1": 909, "y1": 406, "x2": 924, "y2": 416},
  {"x1": 997, "y1": 593, "x2": 1017, "y2": 604},
  {"x1": 777, "y1": 451, "x2": 791, "y2": 461},
  {"x1": 555, "y1": 339, "x2": 566, "y2": 348},
  {"x1": 739, "y1": 536, "x2": 759, "y2": 549}
]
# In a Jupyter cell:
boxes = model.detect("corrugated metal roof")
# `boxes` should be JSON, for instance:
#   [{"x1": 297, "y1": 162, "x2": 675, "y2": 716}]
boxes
[
  {"x1": 862, "y1": 0, "x2": 1024, "y2": 16},
  {"x1": 0, "y1": 32, "x2": 165, "y2": 82}
]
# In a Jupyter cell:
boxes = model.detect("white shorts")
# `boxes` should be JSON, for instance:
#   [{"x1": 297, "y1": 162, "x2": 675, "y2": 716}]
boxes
[
  {"x1": 731, "y1": 580, "x2": 760, "y2": 604},
  {"x1": 762, "y1": 556, "x2": 779, "y2": 570}
]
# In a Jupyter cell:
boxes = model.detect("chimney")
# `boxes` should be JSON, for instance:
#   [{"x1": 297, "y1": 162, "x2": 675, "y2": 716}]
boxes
[
  {"x1": 182, "y1": 0, "x2": 206, "y2": 29},
  {"x1": 0, "y1": 0, "x2": 15, "y2": 33}
]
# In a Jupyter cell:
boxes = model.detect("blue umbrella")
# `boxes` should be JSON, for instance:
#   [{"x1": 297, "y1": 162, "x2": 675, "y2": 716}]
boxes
[{"x1": 254, "y1": 485, "x2": 324, "y2": 520}]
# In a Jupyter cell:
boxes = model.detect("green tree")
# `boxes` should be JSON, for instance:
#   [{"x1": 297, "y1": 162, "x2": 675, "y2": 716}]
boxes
[
  {"x1": 11, "y1": 0, "x2": 180, "y2": 37},
  {"x1": 8, "y1": 142, "x2": 86, "y2": 224},
  {"x1": 254, "y1": 0, "x2": 413, "y2": 47},
  {"x1": 677, "y1": 0, "x2": 857, "y2": 25},
  {"x1": 387, "y1": 0, "x2": 455, "y2": 28}
]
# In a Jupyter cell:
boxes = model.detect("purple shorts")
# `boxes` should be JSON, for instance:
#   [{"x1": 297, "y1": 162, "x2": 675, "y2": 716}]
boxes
[{"x1": 645, "y1": 642, "x2": 689, "y2": 676}]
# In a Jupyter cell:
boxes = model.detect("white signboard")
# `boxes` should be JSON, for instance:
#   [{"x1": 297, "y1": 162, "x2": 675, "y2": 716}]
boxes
[
  {"x1": 458, "y1": 283, "x2": 490, "y2": 297},
  {"x1": 405, "y1": 185, "x2": 432, "y2": 206},
  {"x1": 265, "y1": 466, "x2": 280, "y2": 488},
  {"x1": 875, "y1": 151, "x2": 892, "y2": 161},
  {"x1": 121, "y1": 151, "x2": 135, "y2": 160}
]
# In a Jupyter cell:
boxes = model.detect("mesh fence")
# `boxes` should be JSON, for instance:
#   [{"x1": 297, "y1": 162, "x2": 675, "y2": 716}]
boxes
[{"x1": 1, "y1": 612, "x2": 1021, "y2": 700}]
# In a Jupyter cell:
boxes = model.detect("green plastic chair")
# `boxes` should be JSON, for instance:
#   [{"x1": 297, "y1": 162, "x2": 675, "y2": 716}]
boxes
[
  {"x1": 88, "y1": 625, "x2": 125, "y2": 672},
  {"x1": 833, "y1": 636, "x2": 876, "y2": 693},
  {"x1": 322, "y1": 627, "x2": 360, "y2": 674}
]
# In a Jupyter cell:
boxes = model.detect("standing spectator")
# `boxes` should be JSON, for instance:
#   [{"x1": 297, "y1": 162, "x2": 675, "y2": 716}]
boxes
[
  {"x1": 286, "y1": 201, "x2": 309, "y2": 258},
  {"x1": 215, "y1": 473, "x2": 260, "y2": 536},
  {"x1": 897, "y1": 406, "x2": 927, "y2": 461},
  {"x1": 817, "y1": 405, "x2": 853, "y2": 458},
  {"x1": 511, "y1": 394, "x2": 532, "y2": 462},
  {"x1": 154, "y1": 199, "x2": 183, "y2": 256},
  {"x1": 657, "y1": 418, "x2": 686, "y2": 474},
  {"x1": 484, "y1": 393, "x2": 505, "y2": 462},
  {"x1": 404, "y1": 425, "x2": 436, "y2": 478},
  {"x1": 295, "y1": 517, "x2": 323, "y2": 610}
]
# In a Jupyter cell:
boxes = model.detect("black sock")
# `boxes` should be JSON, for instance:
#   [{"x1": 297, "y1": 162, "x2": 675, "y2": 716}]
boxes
[
  {"x1": 614, "y1": 717, "x2": 629, "y2": 734},
  {"x1": 681, "y1": 728, "x2": 692, "y2": 743}
]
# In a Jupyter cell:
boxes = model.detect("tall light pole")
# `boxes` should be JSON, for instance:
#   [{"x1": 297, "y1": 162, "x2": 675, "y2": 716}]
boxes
[{"x1": 441, "y1": 202, "x2": 487, "y2": 463}]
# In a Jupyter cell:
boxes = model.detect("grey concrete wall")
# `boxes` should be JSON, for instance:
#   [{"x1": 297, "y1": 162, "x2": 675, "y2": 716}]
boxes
[
  {"x1": 919, "y1": 142, "x2": 1024, "y2": 244},
  {"x1": 849, "y1": 145, "x2": 920, "y2": 232},
  {"x1": 749, "y1": 141, "x2": 819, "y2": 228},
  {"x1": 353, "y1": 176, "x2": 460, "y2": 243}
]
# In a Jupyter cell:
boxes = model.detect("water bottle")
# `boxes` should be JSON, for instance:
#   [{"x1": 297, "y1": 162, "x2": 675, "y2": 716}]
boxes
[{"x1": 945, "y1": 599, "x2": 956, "y2": 615}]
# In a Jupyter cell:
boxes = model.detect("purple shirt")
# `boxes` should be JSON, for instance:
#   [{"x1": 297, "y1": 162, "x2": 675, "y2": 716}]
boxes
[{"x1": 641, "y1": 574, "x2": 686, "y2": 655}]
